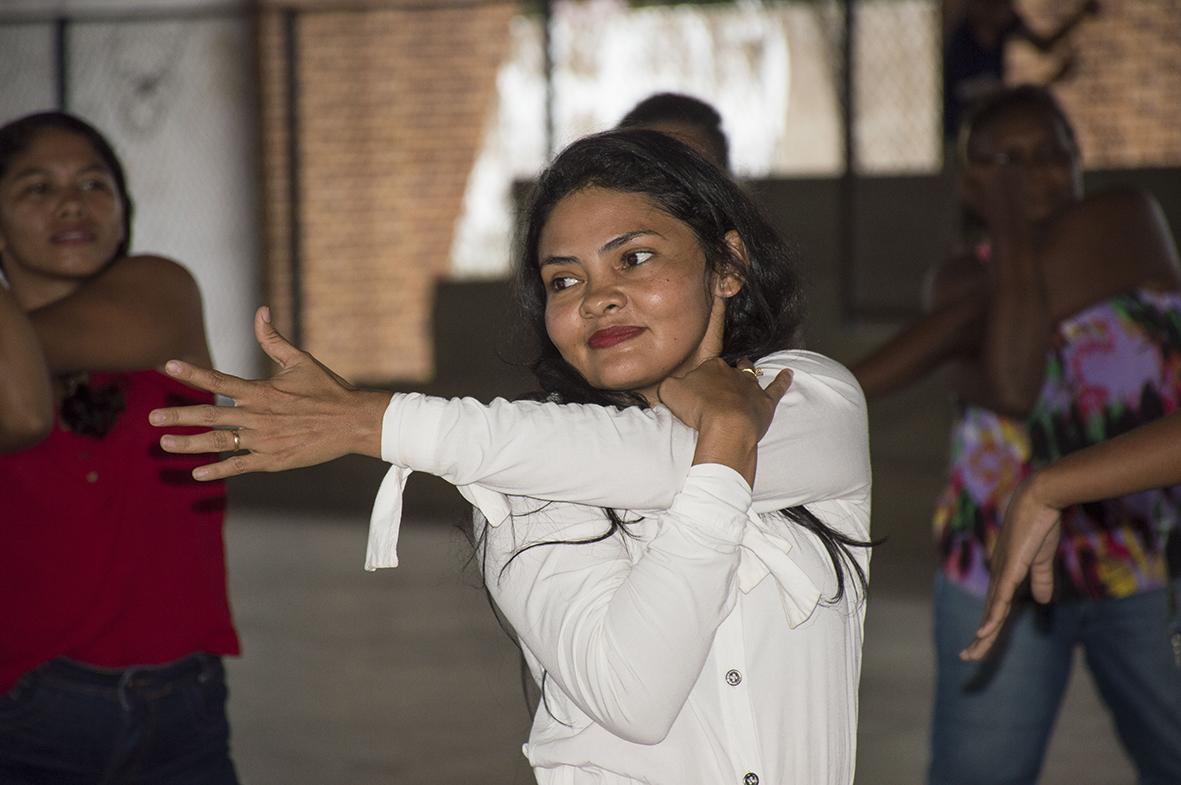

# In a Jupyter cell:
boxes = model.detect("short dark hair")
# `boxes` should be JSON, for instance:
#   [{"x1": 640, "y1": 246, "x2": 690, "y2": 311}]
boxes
[
  {"x1": 0, "y1": 111, "x2": 134, "y2": 265},
  {"x1": 958, "y1": 84, "x2": 1079, "y2": 166},
  {"x1": 617, "y1": 92, "x2": 730, "y2": 172},
  {"x1": 513, "y1": 128, "x2": 802, "y2": 407}
]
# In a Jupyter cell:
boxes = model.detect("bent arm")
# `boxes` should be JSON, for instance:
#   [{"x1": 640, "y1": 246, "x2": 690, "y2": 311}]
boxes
[
  {"x1": 961, "y1": 410, "x2": 1181, "y2": 661},
  {"x1": 383, "y1": 351, "x2": 870, "y2": 513},
  {"x1": 484, "y1": 464, "x2": 748, "y2": 744},
  {"x1": 851, "y1": 295, "x2": 984, "y2": 400},
  {"x1": 30, "y1": 254, "x2": 211, "y2": 373},
  {"x1": 1030, "y1": 411, "x2": 1181, "y2": 508},
  {"x1": 1018, "y1": 1, "x2": 1097, "y2": 51},
  {"x1": 0, "y1": 284, "x2": 54, "y2": 451}
]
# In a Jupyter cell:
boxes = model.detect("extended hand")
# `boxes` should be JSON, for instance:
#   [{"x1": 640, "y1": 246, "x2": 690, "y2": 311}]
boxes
[
  {"x1": 960, "y1": 474, "x2": 1062, "y2": 661},
  {"x1": 149, "y1": 307, "x2": 391, "y2": 480}
]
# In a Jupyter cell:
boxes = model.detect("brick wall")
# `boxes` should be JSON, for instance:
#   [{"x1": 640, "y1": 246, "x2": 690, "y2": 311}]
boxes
[
  {"x1": 257, "y1": 0, "x2": 517, "y2": 383},
  {"x1": 1009, "y1": 0, "x2": 1181, "y2": 168}
]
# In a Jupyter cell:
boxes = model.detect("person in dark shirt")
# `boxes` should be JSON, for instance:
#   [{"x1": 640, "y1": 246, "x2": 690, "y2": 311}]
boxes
[{"x1": 943, "y1": 0, "x2": 1099, "y2": 142}]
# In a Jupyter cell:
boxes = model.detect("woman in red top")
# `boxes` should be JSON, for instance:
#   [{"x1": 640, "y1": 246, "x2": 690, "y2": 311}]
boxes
[{"x1": 0, "y1": 112, "x2": 240, "y2": 784}]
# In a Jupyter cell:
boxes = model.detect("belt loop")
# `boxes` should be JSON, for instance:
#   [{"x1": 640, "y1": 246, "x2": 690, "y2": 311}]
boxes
[
  {"x1": 116, "y1": 669, "x2": 135, "y2": 713},
  {"x1": 196, "y1": 653, "x2": 213, "y2": 684}
]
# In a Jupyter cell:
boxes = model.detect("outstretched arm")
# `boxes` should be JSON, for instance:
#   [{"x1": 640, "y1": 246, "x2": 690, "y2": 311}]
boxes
[
  {"x1": 0, "y1": 284, "x2": 53, "y2": 451},
  {"x1": 961, "y1": 411, "x2": 1181, "y2": 661},
  {"x1": 153, "y1": 309, "x2": 869, "y2": 512}
]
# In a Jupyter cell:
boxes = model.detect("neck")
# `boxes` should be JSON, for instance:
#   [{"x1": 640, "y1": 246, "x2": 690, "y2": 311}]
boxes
[{"x1": 5, "y1": 267, "x2": 80, "y2": 312}]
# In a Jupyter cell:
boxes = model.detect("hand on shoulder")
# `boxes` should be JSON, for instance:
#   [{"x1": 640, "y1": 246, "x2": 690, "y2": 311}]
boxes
[{"x1": 658, "y1": 357, "x2": 792, "y2": 486}]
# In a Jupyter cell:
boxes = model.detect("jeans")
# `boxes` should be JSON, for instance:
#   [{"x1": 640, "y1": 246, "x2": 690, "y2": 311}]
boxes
[
  {"x1": 0, "y1": 654, "x2": 239, "y2": 785},
  {"x1": 928, "y1": 574, "x2": 1181, "y2": 785}
]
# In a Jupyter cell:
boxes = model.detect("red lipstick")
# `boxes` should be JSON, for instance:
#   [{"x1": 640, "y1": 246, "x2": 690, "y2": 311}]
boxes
[{"x1": 588, "y1": 326, "x2": 644, "y2": 349}]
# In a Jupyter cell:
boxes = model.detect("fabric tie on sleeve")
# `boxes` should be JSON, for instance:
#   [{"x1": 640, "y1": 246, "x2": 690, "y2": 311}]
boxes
[
  {"x1": 364, "y1": 465, "x2": 411, "y2": 570},
  {"x1": 738, "y1": 509, "x2": 822, "y2": 628},
  {"x1": 365, "y1": 468, "x2": 514, "y2": 571},
  {"x1": 365, "y1": 472, "x2": 821, "y2": 627}
]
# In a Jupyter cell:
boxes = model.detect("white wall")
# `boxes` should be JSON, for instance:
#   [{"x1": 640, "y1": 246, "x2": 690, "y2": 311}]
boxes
[
  {"x1": 449, "y1": 0, "x2": 940, "y2": 279},
  {"x1": 0, "y1": 1, "x2": 262, "y2": 377}
]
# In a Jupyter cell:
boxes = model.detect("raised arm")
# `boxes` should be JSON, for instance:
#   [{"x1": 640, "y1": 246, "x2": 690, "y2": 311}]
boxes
[
  {"x1": 961, "y1": 410, "x2": 1181, "y2": 661},
  {"x1": 383, "y1": 351, "x2": 867, "y2": 512},
  {"x1": 1015, "y1": 0, "x2": 1099, "y2": 52},
  {"x1": 484, "y1": 464, "x2": 751, "y2": 744},
  {"x1": 968, "y1": 170, "x2": 1053, "y2": 416},
  {"x1": 154, "y1": 313, "x2": 869, "y2": 511},
  {"x1": 481, "y1": 362, "x2": 787, "y2": 743},
  {"x1": 29, "y1": 254, "x2": 211, "y2": 373},
  {"x1": 0, "y1": 283, "x2": 54, "y2": 451}
]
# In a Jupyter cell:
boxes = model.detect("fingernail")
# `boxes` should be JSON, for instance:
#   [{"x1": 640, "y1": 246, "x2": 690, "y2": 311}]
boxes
[
  {"x1": 193, "y1": 467, "x2": 209, "y2": 481},
  {"x1": 149, "y1": 411, "x2": 165, "y2": 425},
  {"x1": 261, "y1": 306, "x2": 271, "y2": 323},
  {"x1": 160, "y1": 435, "x2": 175, "y2": 449},
  {"x1": 165, "y1": 361, "x2": 181, "y2": 375}
]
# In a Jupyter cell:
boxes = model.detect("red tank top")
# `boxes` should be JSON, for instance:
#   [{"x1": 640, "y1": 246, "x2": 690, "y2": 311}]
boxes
[{"x1": 0, "y1": 370, "x2": 239, "y2": 692}]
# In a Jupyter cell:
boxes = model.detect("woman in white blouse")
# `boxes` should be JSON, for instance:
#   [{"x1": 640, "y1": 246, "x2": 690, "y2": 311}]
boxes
[{"x1": 151, "y1": 130, "x2": 873, "y2": 785}]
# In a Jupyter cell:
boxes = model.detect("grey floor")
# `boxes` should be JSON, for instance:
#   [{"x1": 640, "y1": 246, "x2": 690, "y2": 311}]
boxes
[{"x1": 223, "y1": 508, "x2": 1137, "y2": 785}]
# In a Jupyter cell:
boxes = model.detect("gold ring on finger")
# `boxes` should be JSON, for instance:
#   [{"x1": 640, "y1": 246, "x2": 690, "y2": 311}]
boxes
[
  {"x1": 741, "y1": 367, "x2": 762, "y2": 379},
  {"x1": 231, "y1": 430, "x2": 242, "y2": 451}
]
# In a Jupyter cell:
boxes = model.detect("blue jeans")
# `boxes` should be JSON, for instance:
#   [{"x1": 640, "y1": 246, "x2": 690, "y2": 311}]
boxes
[
  {"x1": 929, "y1": 574, "x2": 1181, "y2": 785},
  {"x1": 0, "y1": 654, "x2": 239, "y2": 785}
]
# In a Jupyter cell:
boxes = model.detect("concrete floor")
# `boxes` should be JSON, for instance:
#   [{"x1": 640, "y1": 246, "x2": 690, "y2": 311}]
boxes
[{"x1": 222, "y1": 508, "x2": 1137, "y2": 785}]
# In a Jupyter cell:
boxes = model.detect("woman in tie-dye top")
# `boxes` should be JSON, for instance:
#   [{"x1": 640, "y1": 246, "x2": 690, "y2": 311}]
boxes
[
  {"x1": 921, "y1": 87, "x2": 1181, "y2": 785},
  {"x1": 935, "y1": 289, "x2": 1181, "y2": 601},
  {"x1": 853, "y1": 85, "x2": 1181, "y2": 785}
]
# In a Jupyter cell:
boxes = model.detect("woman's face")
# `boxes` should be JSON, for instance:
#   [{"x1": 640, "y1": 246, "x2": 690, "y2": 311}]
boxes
[
  {"x1": 962, "y1": 108, "x2": 1082, "y2": 227},
  {"x1": 0, "y1": 128, "x2": 126, "y2": 306},
  {"x1": 539, "y1": 187, "x2": 740, "y2": 403}
]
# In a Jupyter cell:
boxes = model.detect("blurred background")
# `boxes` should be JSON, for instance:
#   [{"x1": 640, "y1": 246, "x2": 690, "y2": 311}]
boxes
[{"x1": 3, "y1": 0, "x2": 1180, "y2": 782}]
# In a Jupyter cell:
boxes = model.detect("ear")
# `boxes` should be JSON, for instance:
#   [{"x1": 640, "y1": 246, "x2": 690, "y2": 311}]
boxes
[{"x1": 714, "y1": 229, "x2": 748, "y2": 299}]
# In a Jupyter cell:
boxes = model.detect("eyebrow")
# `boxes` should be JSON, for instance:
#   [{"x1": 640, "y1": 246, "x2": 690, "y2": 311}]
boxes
[
  {"x1": 9, "y1": 163, "x2": 109, "y2": 180},
  {"x1": 540, "y1": 229, "x2": 664, "y2": 267}
]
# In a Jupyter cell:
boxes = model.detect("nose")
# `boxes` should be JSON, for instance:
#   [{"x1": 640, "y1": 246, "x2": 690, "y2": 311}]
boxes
[
  {"x1": 55, "y1": 186, "x2": 86, "y2": 218},
  {"x1": 579, "y1": 274, "x2": 626, "y2": 318}
]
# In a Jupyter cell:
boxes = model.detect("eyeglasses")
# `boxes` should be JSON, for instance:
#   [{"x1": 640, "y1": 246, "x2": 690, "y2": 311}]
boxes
[{"x1": 966, "y1": 148, "x2": 1075, "y2": 169}]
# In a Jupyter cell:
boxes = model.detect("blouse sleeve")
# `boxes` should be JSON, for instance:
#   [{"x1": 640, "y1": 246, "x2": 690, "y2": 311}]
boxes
[
  {"x1": 382, "y1": 350, "x2": 870, "y2": 512},
  {"x1": 482, "y1": 463, "x2": 750, "y2": 745}
]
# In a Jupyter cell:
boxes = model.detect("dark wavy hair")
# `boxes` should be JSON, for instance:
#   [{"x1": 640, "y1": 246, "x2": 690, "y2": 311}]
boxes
[
  {"x1": 0, "y1": 111, "x2": 134, "y2": 438},
  {"x1": 617, "y1": 92, "x2": 730, "y2": 173},
  {"x1": 505, "y1": 129, "x2": 869, "y2": 603},
  {"x1": 515, "y1": 129, "x2": 802, "y2": 406}
]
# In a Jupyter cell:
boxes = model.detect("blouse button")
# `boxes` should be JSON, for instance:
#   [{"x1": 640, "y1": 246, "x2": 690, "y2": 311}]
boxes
[
  {"x1": 725, "y1": 669, "x2": 742, "y2": 686},
  {"x1": 743, "y1": 773, "x2": 760, "y2": 785},
  {"x1": 85, "y1": 471, "x2": 99, "y2": 483}
]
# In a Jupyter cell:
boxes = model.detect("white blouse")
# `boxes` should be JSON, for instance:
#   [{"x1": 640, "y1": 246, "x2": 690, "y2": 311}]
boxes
[{"x1": 367, "y1": 350, "x2": 871, "y2": 785}]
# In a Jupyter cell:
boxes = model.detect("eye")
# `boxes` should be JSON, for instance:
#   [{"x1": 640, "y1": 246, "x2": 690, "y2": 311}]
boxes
[
  {"x1": 548, "y1": 274, "x2": 580, "y2": 293},
  {"x1": 20, "y1": 181, "x2": 50, "y2": 196},
  {"x1": 622, "y1": 250, "x2": 654, "y2": 267},
  {"x1": 80, "y1": 177, "x2": 112, "y2": 192}
]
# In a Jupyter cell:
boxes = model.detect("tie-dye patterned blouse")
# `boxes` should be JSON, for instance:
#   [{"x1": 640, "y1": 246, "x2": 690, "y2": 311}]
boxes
[{"x1": 934, "y1": 288, "x2": 1181, "y2": 600}]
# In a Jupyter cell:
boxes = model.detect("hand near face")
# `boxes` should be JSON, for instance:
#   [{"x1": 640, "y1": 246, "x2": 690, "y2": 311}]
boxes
[
  {"x1": 658, "y1": 358, "x2": 793, "y2": 486},
  {"x1": 960, "y1": 475, "x2": 1061, "y2": 662},
  {"x1": 150, "y1": 306, "x2": 390, "y2": 480}
]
